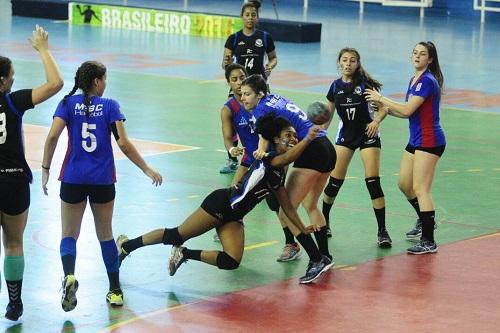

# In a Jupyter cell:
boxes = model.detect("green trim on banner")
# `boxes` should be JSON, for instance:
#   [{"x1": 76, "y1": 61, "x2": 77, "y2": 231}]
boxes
[{"x1": 68, "y1": 2, "x2": 243, "y2": 38}]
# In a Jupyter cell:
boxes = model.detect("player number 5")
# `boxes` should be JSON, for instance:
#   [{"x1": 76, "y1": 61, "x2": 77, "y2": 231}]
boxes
[{"x1": 82, "y1": 122, "x2": 97, "y2": 152}]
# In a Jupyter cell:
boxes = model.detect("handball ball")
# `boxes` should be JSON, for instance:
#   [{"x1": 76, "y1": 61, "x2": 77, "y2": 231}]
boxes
[{"x1": 306, "y1": 101, "x2": 331, "y2": 125}]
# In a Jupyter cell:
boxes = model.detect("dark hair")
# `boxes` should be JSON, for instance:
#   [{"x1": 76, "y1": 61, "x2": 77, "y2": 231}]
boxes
[
  {"x1": 225, "y1": 63, "x2": 247, "y2": 82},
  {"x1": 241, "y1": 0, "x2": 261, "y2": 16},
  {"x1": 0, "y1": 56, "x2": 12, "y2": 82},
  {"x1": 241, "y1": 74, "x2": 268, "y2": 95},
  {"x1": 256, "y1": 112, "x2": 292, "y2": 142},
  {"x1": 64, "y1": 61, "x2": 106, "y2": 116},
  {"x1": 337, "y1": 47, "x2": 382, "y2": 91},
  {"x1": 417, "y1": 41, "x2": 444, "y2": 94}
]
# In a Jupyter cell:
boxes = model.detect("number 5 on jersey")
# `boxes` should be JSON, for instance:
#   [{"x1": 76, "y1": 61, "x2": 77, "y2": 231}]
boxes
[{"x1": 82, "y1": 122, "x2": 97, "y2": 152}]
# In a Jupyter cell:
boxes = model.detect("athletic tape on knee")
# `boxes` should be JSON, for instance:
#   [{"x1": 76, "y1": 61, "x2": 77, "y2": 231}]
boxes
[
  {"x1": 216, "y1": 251, "x2": 240, "y2": 270},
  {"x1": 162, "y1": 228, "x2": 183, "y2": 245},
  {"x1": 324, "y1": 177, "x2": 344, "y2": 197},
  {"x1": 365, "y1": 177, "x2": 384, "y2": 200}
]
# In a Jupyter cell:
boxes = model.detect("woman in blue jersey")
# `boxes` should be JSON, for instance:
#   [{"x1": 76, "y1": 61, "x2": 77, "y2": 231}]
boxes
[
  {"x1": 219, "y1": 64, "x2": 301, "y2": 261},
  {"x1": 117, "y1": 114, "x2": 333, "y2": 284},
  {"x1": 321, "y1": 47, "x2": 392, "y2": 248},
  {"x1": 240, "y1": 74, "x2": 336, "y2": 278},
  {"x1": 41, "y1": 61, "x2": 162, "y2": 311},
  {"x1": 219, "y1": 0, "x2": 278, "y2": 174},
  {"x1": 365, "y1": 41, "x2": 445, "y2": 255},
  {"x1": 0, "y1": 25, "x2": 63, "y2": 321}
]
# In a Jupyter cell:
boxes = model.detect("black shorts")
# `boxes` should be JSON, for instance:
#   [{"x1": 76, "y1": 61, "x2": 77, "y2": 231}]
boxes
[
  {"x1": 336, "y1": 134, "x2": 381, "y2": 151},
  {"x1": 60, "y1": 182, "x2": 116, "y2": 204},
  {"x1": 200, "y1": 189, "x2": 242, "y2": 223},
  {"x1": 0, "y1": 180, "x2": 30, "y2": 215},
  {"x1": 294, "y1": 136, "x2": 336, "y2": 173},
  {"x1": 405, "y1": 144, "x2": 445, "y2": 157}
]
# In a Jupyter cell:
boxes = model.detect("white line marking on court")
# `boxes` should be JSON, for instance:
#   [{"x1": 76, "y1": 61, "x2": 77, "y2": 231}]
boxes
[
  {"x1": 188, "y1": 195, "x2": 200, "y2": 199},
  {"x1": 467, "y1": 169, "x2": 482, "y2": 172},
  {"x1": 244, "y1": 241, "x2": 278, "y2": 251},
  {"x1": 442, "y1": 170, "x2": 458, "y2": 173}
]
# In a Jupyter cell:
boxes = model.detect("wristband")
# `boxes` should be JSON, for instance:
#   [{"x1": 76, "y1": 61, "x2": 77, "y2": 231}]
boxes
[
  {"x1": 229, "y1": 147, "x2": 237, "y2": 155},
  {"x1": 42, "y1": 165, "x2": 50, "y2": 170}
]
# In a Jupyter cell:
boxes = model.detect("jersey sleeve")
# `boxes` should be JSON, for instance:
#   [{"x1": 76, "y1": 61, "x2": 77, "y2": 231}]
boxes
[
  {"x1": 412, "y1": 76, "x2": 434, "y2": 99},
  {"x1": 265, "y1": 33, "x2": 276, "y2": 53},
  {"x1": 108, "y1": 99, "x2": 126, "y2": 124},
  {"x1": 224, "y1": 33, "x2": 236, "y2": 51},
  {"x1": 326, "y1": 82, "x2": 336, "y2": 102},
  {"x1": 10, "y1": 89, "x2": 34, "y2": 114},
  {"x1": 53, "y1": 100, "x2": 69, "y2": 122}
]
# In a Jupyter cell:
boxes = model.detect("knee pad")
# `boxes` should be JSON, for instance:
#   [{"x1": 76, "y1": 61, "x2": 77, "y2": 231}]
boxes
[
  {"x1": 365, "y1": 177, "x2": 384, "y2": 200},
  {"x1": 216, "y1": 251, "x2": 240, "y2": 270},
  {"x1": 324, "y1": 177, "x2": 344, "y2": 197},
  {"x1": 162, "y1": 227, "x2": 183, "y2": 245},
  {"x1": 265, "y1": 193, "x2": 280, "y2": 212}
]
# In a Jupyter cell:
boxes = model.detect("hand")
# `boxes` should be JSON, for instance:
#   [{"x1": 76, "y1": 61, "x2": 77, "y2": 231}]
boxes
[
  {"x1": 223, "y1": 54, "x2": 232, "y2": 69},
  {"x1": 306, "y1": 126, "x2": 321, "y2": 141},
  {"x1": 42, "y1": 168, "x2": 49, "y2": 195},
  {"x1": 144, "y1": 167, "x2": 163, "y2": 186},
  {"x1": 253, "y1": 148, "x2": 267, "y2": 160},
  {"x1": 364, "y1": 88, "x2": 382, "y2": 103},
  {"x1": 265, "y1": 63, "x2": 273, "y2": 77},
  {"x1": 303, "y1": 224, "x2": 321, "y2": 234},
  {"x1": 229, "y1": 146, "x2": 244, "y2": 158},
  {"x1": 365, "y1": 120, "x2": 380, "y2": 138},
  {"x1": 29, "y1": 25, "x2": 49, "y2": 52}
]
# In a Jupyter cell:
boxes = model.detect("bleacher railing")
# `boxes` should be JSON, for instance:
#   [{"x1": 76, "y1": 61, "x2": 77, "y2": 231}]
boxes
[{"x1": 474, "y1": 0, "x2": 500, "y2": 22}]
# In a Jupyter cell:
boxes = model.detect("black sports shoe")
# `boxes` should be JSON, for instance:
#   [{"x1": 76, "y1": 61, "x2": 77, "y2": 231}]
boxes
[
  {"x1": 299, "y1": 255, "x2": 334, "y2": 284},
  {"x1": 5, "y1": 302, "x2": 23, "y2": 321},
  {"x1": 407, "y1": 240, "x2": 438, "y2": 254},
  {"x1": 377, "y1": 228, "x2": 392, "y2": 248},
  {"x1": 406, "y1": 219, "x2": 422, "y2": 239}
]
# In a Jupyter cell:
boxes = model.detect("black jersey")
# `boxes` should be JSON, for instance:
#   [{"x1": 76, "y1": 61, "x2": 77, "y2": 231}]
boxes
[
  {"x1": 227, "y1": 153, "x2": 285, "y2": 220},
  {"x1": 0, "y1": 89, "x2": 34, "y2": 182},
  {"x1": 224, "y1": 29, "x2": 275, "y2": 79},
  {"x1": 326, "y1": 79, "x2": 377, "y2": 143}
]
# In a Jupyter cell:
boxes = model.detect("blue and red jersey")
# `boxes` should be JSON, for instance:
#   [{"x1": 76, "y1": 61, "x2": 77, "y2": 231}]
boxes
[
  {"x1": 251, "y1": 93, "x2": 327, "y2": 140},
  {"x1": 405, "y1": 71, "x2": 446, "y2": 147},
  {"x1": 225, "y1": 96, "x2": 258, "y2": 165},
  {"x1": 54, "y1": 94, "x2": 126, "y2": 184}
]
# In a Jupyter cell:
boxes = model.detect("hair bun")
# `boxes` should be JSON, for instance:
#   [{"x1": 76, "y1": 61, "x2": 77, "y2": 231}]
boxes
[{"x1": 250, "y1": 0, "x2": 262, "y2": 10}]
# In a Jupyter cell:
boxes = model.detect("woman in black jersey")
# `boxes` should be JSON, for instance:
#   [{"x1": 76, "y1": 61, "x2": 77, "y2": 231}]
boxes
[
  {"x1": 321, "y1": 48, "x2": 392, "y2": 247},
  {"x1": 0, "y1": 25, "x2": 63, "y2": 321},
  {"x1": 117, "y1": 114, "x2": 333, "y2": 284},
  {"x1": 219, "y1": 0, "x2": 278, "y2": 174},
  {"x1": 222, "y1": 1, "x2": 277, "y2": 80}
]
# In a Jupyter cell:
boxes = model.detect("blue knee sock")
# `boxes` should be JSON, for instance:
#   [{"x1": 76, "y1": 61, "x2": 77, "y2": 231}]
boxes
[
  {"x1": 100, "y1": 239, "x2": 120, "y2": 290},
  {"x1": 60, "y1": 237, "x2": 77, "y2": 276}
]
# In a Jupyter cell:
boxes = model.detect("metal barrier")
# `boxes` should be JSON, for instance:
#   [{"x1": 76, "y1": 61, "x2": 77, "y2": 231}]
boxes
[
  {"x1": 474, "y1": 0, "x2": 500, "y2": 22},
  {"x1": 361, "y1": 0, "x2": 432, "y2": 18}
]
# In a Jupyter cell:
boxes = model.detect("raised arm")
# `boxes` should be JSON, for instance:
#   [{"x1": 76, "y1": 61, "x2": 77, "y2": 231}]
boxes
[
  {"x1": 270, "y1": 126, "x2": 320, "y2": 168},
  {"x1": 114, "y1": 120, "x2": 163, "y2": 186},
  {"x1": 364, "y1": 88, "x2": 424, "y2": 118},
  {"x1": 30, "y1": 25, "x2": 64, "y2": 106}
]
